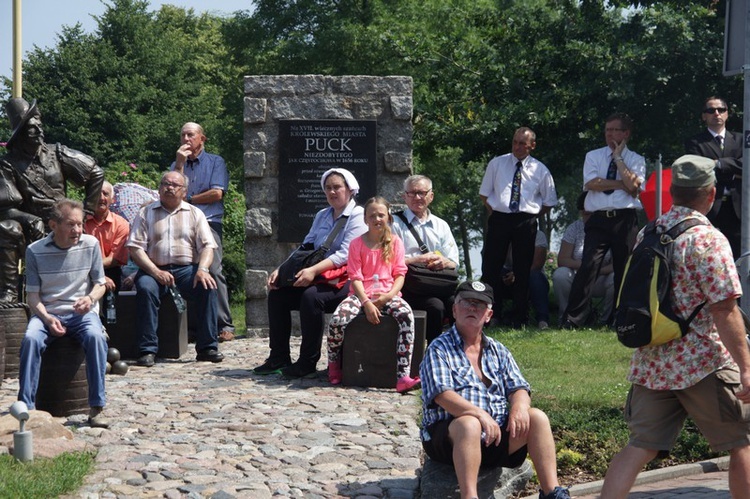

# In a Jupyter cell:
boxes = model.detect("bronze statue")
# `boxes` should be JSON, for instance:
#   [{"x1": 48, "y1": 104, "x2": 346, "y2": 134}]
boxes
[{"x1": 0, "y1": 98, "x2": 104, "y2": 304}]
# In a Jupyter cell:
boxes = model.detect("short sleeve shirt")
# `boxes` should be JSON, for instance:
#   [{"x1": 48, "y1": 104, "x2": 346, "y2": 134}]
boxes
[
  {"x1": 628, "y1": 206, "x2": 741, "y2": 390},
  {"x1": 420, "y1": 326, "x2": 531, "y2": 440}
]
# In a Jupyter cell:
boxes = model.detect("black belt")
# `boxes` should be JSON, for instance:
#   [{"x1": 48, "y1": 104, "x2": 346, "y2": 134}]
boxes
[
  {"x1": 595, "y1": 208, "x2": 635, "y2": 218},
  {"x1": 157, "y1": 264, "x2": 192, "y2": 271}
]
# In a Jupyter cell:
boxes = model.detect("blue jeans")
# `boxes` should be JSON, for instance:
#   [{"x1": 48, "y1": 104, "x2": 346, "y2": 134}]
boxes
[
  {"x1": 135, "y1": 264, "x2": 218, "y2": 354},
  {"x1": 18, "y1": 312, "x2": 107, "y2": 409}
]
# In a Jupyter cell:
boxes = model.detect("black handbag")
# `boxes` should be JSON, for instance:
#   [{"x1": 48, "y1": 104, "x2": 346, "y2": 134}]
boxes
[
  {"x1": 395, "y1": 211, "x2": 459, "y2": 299},
  {"x1": 276, "y1": 215, "x2": 348, "y2": 287}
]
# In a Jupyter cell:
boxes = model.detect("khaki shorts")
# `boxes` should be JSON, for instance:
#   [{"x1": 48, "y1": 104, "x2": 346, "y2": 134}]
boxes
[{"x1": 626, "y1": 367, "x2": 750, "y2": 454}]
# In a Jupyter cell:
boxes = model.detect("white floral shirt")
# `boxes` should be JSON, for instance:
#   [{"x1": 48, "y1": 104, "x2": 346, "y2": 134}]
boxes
[{"x1": 628, "y1": 206, "x2": 741, "y2": 390}]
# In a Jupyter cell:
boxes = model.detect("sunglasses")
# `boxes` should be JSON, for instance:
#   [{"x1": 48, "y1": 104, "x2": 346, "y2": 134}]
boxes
[{"x1": 703, "y1": 107, "x2": 728, "y2": 114}]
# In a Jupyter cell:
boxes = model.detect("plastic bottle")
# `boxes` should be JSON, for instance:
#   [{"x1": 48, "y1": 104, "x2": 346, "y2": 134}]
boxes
[
  {"x1": 169, "y1": 285, "x2": 187, "y2": 314},
  {"x1": 371, "y1": 274, "x2": 381, "y2": 296},
  {"x1": 105, "y1": 291, "x2": 117, "y2": 324}
]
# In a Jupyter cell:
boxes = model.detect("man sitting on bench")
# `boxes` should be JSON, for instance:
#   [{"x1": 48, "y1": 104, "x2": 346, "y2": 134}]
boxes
[
  {"x1": 420, "y1": 281, "x2": 570, "y2": 499},
  {"x1": 18, "y1": 199, "x2": 109, "y2": 428},
  {"x1": 127, "y1": 171, "x2": 223, "y2": 367}
]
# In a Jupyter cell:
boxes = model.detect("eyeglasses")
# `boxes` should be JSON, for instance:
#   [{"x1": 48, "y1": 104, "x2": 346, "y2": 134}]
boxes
[
  {"x1": 605, "y1": 127, "x2": 626, "y2": 133},
  {"x1": 405, "y1": 189, "x2": 432, "y2": 198},
  {"x1": 160, "y1": 181, "x2": 185, "y2": 189},
  {"x1": 703, "y1": 107, "x2": 728, "y2": 114}
]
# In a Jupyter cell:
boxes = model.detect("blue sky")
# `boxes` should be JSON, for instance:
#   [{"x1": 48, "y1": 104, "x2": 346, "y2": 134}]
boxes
[{"x1": 1, "y1": 0, "x2": 254, "y2": 81}]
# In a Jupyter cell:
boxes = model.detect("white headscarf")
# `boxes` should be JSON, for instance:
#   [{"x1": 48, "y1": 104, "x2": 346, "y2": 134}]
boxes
[{"x1": 320, "y1": 168, "x2": 360, "y2": 197}]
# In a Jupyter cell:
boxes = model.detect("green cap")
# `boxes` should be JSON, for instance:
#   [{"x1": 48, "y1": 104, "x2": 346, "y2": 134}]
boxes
[{"x1": 671, "y1": 154, "x2": 716, "y2": 188}]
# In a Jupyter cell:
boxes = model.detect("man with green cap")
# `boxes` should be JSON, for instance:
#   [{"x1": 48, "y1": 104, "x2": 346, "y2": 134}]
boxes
[{"x1": 601, "y1": 154, "x2": 750, "y2": 497}]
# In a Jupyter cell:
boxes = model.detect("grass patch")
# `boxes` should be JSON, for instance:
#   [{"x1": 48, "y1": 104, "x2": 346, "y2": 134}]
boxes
[
  {"x1": 0, "y1": 452, "x2": 94, "y2": 498},
  {"x1": 487, "y1": 325, "x2": 722, "y2": 480}
]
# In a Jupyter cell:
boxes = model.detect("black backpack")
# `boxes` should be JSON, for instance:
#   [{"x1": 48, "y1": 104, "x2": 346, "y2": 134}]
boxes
[{"x1": 615, "y1": 218, "x2": 707, "y2": 348}]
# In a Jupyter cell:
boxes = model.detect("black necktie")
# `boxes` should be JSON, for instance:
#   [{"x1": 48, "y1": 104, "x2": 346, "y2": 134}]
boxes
[
  {"x1": 509, "y1": 161, "x2": 522, "y2": 212},
  {"x1": 715, "y1": 135, "x2": 724, "y2": 152},
  {"x1": 604, "y1": 157, "x2": 617, "y2": 195}
]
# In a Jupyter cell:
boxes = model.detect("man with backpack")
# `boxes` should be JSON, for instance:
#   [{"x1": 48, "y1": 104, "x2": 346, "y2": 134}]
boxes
[{"x1": 601, "y1": 155, "x2": 750, "y2": 498}]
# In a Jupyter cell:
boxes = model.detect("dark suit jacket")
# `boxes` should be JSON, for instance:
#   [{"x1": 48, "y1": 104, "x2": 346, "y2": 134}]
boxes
[{"x1": 684, "y1": 129, "x2": 743, "y2": 218}]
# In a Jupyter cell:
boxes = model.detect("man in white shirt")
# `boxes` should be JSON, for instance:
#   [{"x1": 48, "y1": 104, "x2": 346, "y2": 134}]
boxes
[
  {"x1": 562, "y1": 113, "x2": 645, "y2": 329},
  {"x1": 479, "y1": 127, "x2": 557, "y2": 328},
  {"x1": 392, "y1": 175, "x2": 459, "y2": 343}
]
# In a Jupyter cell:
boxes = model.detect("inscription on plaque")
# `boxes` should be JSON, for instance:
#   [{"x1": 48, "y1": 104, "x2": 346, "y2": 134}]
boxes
[{"x1": 278, "y1": 119, "x2": 377, "y2": 242}]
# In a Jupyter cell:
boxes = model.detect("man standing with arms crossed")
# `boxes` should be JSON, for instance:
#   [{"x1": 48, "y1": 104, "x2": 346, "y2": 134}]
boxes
[
  {"x1": 684, "y1": 96, "x2": 743, "y2": 259},
  {"x1": 601, "y1": 155, "x2": 750, "y2": 498},
  {"x1": 479, "y1": 127, "x2": 557, "y2": 328},
  {"x1": 562, "y1": 113, "x2": 645, "y2": 329},
  {"x1": 172, "y1": 122, "x2": 235, "y2": 341}
]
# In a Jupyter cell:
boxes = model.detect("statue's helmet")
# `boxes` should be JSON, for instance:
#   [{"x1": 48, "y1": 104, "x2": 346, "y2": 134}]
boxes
[{"x1": 5, "y1": 98, "x2": 39, "y2": 148}]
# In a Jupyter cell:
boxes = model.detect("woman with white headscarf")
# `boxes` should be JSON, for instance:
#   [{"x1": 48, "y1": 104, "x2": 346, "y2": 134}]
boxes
[{"x1": 254, "y1": 168, "x2": 366, "y2": 379}]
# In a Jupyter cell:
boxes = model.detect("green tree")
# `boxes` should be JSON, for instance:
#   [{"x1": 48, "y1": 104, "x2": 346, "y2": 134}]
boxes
[{"x1": 0, "y1": 0, "x2": 248, "y2": 297}]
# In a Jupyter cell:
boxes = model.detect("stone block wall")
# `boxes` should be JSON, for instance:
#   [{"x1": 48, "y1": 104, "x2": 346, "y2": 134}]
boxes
[{"x1": 243, "y1": 75, "x2": 414, "y2": 336}]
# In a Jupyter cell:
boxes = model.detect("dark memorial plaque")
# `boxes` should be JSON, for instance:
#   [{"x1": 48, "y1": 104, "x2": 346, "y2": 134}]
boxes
[{"x1": 278, "y1": 119, "x2": 377, "y2": 242}]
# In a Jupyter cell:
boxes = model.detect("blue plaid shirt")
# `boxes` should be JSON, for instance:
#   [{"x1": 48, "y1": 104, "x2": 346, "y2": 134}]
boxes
[{"x1": 420, "y1": 325, "x2": 531, "y2": 441}]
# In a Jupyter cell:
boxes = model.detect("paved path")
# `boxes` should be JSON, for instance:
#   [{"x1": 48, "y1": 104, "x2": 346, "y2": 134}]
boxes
[
  {"x1": 1, "y1": 337, "x2": 423, "y2": 498},
  {"x1": 1, "y1": 336, "x2": 738, "y2": 498}
]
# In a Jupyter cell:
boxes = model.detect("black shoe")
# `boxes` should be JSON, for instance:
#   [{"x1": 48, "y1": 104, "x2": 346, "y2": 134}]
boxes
[
  {"x1": 136, "y1": 353, "x2": 155, "y2": 367},
  {"x1": 561, "y1": 319, "x2": 579, "y2": 330},
  {"x1": 281, "y1": 362, "x2": 317, "y2": 379},
  {"x1": 196, "y1": 348, "x2": 224, "y2": 363},
  {"x1": 253, "y1": 357, "x2": 291, "y2": 375}
]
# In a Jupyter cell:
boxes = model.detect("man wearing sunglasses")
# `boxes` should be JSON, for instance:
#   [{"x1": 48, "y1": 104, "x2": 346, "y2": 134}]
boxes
[{"x1": 684, "y1": 96, "x2": 743, "y2": 258}]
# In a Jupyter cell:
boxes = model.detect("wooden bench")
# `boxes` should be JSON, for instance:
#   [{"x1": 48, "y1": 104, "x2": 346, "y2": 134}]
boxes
[
  {"x1": 105, "y1": 291, "x2": 188, "y2": 359},
  {"x1": 341, "y1": 310, "x2": 426, "y2": 388},
  {"x1": 36, "y1": 335, "x2": 89, "y2": 417}
]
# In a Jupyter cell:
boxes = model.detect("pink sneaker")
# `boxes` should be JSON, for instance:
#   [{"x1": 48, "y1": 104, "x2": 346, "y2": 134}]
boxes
[
  {"x1": 328, "y1": 361, "x2": 342, "y2": 385},
  {"x1": 396, "y1": 375, "x2": 421, "y2": 394}
]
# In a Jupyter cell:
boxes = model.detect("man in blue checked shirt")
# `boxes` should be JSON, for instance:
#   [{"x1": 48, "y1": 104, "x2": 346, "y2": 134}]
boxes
[{"x1": 420, "y1": 281, "x2": 569, "y2": 499}]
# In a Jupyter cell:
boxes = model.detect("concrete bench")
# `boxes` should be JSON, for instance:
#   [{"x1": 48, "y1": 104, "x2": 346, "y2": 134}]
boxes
[
  {"x1": 420, "y1": 456, "x2": 533, "y2": 498},
  {"x1": 341, "y1": 310, "x2": 426, "y2": 388},
  {"x1": 105, "y1": 291, "x2": 188, "y2": 360}
]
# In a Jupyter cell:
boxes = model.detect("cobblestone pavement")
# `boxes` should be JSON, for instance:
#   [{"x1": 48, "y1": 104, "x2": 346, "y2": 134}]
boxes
[
  {"x1": 1, "y1": 336, "x2": 738, "y2": 498},
  {"x1": 1, "y1": 336, "x2": 423, "y2": 498}
]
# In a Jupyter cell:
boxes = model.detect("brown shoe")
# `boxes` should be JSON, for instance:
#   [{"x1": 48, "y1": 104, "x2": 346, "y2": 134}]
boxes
[{"x1": 218, "y1": 330, "x2": 235, "y2": 342}]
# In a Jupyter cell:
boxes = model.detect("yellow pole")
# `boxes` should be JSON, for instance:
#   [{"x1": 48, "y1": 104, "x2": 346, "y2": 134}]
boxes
[{"x1": 12, "y1": 0, "x2": 22, "y2": 98}]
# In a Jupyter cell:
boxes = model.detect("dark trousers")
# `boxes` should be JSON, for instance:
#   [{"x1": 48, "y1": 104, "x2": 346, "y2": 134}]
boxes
[
  {"x1": 497, "y1": 268, "x2": 550, "y2": 324},
  {"x1": 564, "y1": 209, "x2": 638, "y2": 326},
  {"x1": 710, "y1": 195, "x2": 741, "y2": 260},
  {"x1": 267, "y1": 282, "x2": 350, "y2": 368},
  {"x1": 135, "y1": 264, "x2": 218, "y2": 354},
  {"x1": 401, "y1": 290, "x2": 453, "y2": 344},
  {"x1": 481, "y1": 211, "x2": 537, "y2": 326}
]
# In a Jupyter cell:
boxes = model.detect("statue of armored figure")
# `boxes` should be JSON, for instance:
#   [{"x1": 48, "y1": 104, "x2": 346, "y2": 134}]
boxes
[{"x1": 0, "y1": 98, "x2": 104, "y2": 305}]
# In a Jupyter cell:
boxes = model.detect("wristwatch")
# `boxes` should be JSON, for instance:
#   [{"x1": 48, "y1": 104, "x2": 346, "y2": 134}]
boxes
[
  {"x1": 187, "y1": 195, "x2": 193, "y2": 204},
  {"x1": 198, "y1": 267, "x2": 210, "y2": 273}
]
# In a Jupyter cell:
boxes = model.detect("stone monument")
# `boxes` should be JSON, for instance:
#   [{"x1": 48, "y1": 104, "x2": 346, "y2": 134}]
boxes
[{"x1": 243, "y1": 75, "x2": 413, "y2": 336}]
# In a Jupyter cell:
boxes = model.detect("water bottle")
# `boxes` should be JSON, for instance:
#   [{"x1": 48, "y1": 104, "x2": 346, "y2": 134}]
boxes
[
  {"x1": 371, "y1": 274, "x2": 381, "y2": 296},
  {"x1": 105, "y1": 291, "x2": 117, "y2": 324},
  {"x1": 169, "y1": 285, "x2": 188, "y2": 314}
]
